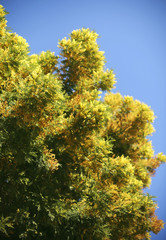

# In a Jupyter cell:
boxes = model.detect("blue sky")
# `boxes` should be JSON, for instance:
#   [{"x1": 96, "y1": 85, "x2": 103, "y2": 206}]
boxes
[{"x1": 2, "y1": 0, "x2": 166, "y2": 239}]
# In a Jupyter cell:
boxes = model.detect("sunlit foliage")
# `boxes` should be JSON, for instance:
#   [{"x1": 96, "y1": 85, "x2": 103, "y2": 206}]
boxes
[{"x1": 0, "y1": 5, "x2": 165, "y2": 239}]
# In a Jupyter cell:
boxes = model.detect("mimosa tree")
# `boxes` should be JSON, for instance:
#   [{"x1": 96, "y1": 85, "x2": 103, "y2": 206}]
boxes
[{"x1": 0, "y1": 5, "x2": 165, "y2": 240}]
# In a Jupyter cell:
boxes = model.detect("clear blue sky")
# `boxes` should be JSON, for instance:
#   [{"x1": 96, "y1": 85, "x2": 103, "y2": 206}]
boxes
[{"x1": 2, "y1": 0, "x2": 166, "y2": 239}]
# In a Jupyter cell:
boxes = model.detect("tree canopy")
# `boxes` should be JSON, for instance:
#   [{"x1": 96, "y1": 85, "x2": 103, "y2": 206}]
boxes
[{"x1": 0, "y1": 5, "x2": 166, "y2": 240}]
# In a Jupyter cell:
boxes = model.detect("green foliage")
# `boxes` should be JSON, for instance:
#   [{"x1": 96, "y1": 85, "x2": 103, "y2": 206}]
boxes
[
  {"x1": 0, "y1": 216, "x2": 13, "y2": 236},
  {"x1": 0, "y1": 4, "x2": 165, "y2": 239}
]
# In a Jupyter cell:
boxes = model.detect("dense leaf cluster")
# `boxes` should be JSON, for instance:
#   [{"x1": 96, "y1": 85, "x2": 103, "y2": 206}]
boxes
[{"x1": 0, "y1": 5, "x2": 165, "y2": 239}]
